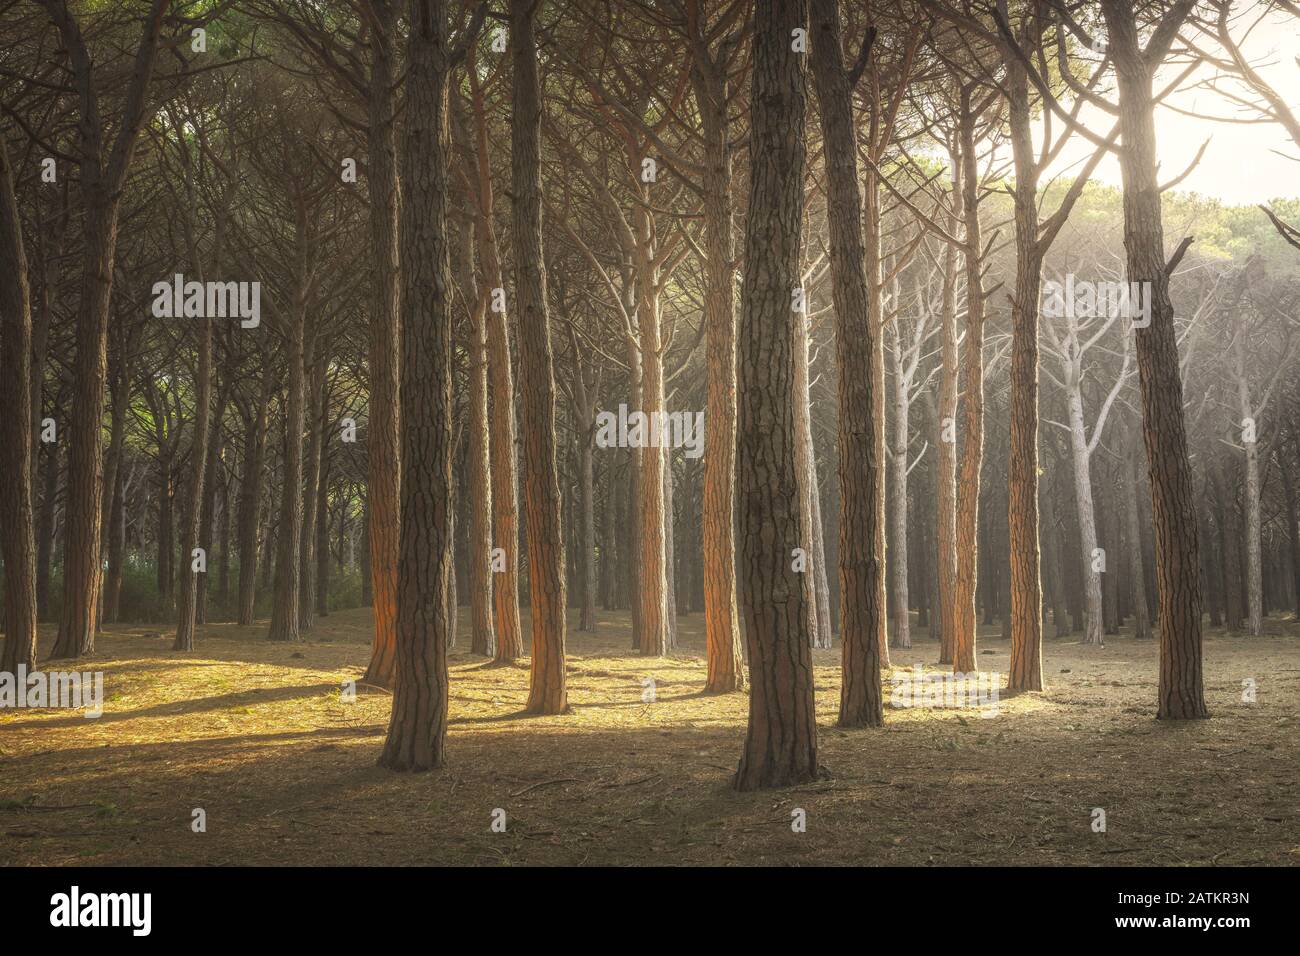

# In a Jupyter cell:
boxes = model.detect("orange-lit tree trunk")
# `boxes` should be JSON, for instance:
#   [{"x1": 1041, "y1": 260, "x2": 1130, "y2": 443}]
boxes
[
  {"x1": 512, "y1": 0, "x2": 568, "y2": 715},
  {"x1": 691, "y1": 40, "x2": 745, "y2": 692},
  {"x1": 362, "y1": 0, "x2": 402, "y2": 685},
  {"x1": 467, "y1": 51, "x2": 525, "y2": 663}
]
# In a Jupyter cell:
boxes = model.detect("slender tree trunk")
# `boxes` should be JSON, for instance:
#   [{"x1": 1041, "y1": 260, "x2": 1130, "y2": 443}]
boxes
[
  {"x1": 237, "y1": 372, "x2": 272, "y2": 625},
  {"x1": 468, "y1": 61, "x2": 524, "y2": 665},
  {"x1": 298, "y1": 351, "x2": 325, "y2": 633},
  {"x1": 810, "y1": 0, "x2": 882, "y2": 728},
  {"x1": 362, "y1": 0, "x2": 403, "y2": 685},
  {"x1": 888, "y1": 319, "x2": 911, "y2": 649},
  {"x1": 0, "y1": 142, "x2": 38, "y2": 673},
  {"x1": 694, "y1": 56, "x2": 745, "y2": 691},
  {"x1": 1005, "y1": 73, "x2": 1044, "y2": 687},
  {"x1": 953, "y1": 103, "x2": 987, "y2": 677},
  {"x1": 512, "y1": 0, "x2": 568, "y2": 715}
]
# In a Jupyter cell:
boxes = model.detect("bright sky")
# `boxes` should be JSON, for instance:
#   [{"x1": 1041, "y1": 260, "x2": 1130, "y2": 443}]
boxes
[{"x1": 1043, "y1": 4, "x2": 1300, "y2": 205}]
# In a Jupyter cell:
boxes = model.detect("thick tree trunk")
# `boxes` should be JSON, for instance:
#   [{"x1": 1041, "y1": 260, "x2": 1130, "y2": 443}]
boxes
[
  {"x1": 810, "y1": 0, "x2": 882, "y2": 728},
  {"x1": 734, "y1": 0, "x2": 819, "y2": 792},
  {"x1": 378, "y1": 0, "x2": 458, "y2": 771},
  {"x1": 1104, "y1": 0, "x2": 1207, "y2": 719},
  {"x1": 512, "y1": 0, "x2": 568, "y2": 715}
]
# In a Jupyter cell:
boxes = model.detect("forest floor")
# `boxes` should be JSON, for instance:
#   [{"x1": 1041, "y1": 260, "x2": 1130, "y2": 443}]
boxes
[{"x1": 1, "y1": 607, "x2": 1296, "y2": 866}]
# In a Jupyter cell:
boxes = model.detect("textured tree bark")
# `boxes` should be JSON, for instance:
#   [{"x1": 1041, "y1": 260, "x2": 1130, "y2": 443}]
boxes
[
  {"x1": 467, "y1": 58, "x2": 524, "y2": 665},
  {"x1": 733, "y1": 0, "x2": 819, "y2": 792},
  {"x1": 512, "y1": 0, "x2": 568, "y2": 715},
  {"x1": 268, "y1": 248, "x2": 306, "y2": 644},
  {"x1": 633, "y1": 204, "x2": 669, "y2": 658},
  {"x1": 864, "y1": 176, "x2": 890, "y2": 673},
  {"x1": 1103, "y1": 0, "x2": 1207, "y2": 719},
  {"x1": 48, "y1": 0, "x2": 168, "y2": 660},
  {"x1": 1004, "y1": 72, "x2": 1044, "y2": 688},
  {"x1": 462, "y1": 223, "x2": 496, "y2": 655},
  {"x1": 0, "y1": 141, "x2": 38, "y2": 673},
  {"x1": 810, "y1": 0, "x2": 882, "y2": 729},
  {"x1": 362, "y1": 0, "x2": 403, "y2": 685},
  {"x1": 378, "y1": 0, "x2": 458, "y2": 771},
  {"x1": 693, "y1": 51, "x2": 745, "y2": 692},
  {"x1": 953, "y1": 99, "x2": 987, "y2": 679}
]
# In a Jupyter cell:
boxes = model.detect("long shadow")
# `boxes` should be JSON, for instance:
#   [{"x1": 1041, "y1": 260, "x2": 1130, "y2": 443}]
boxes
[{"x1": 0, "y1": 681, "x2": 343, "y2": 730}]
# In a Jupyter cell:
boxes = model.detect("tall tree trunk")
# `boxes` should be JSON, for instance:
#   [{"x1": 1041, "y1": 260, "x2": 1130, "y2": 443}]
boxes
[
  {"x1": 362, "y1": 0, "x2": 403, "y2": 685},
  {"x1": 888, "y1": 318, "x2": 911, "y2": 649},
  {"x1": 953, "y1": 101, "x2": 987, "y2": 677},
  {"x1": 935, "y1": 174, "x2": 960, "y2": 664},
  {"x1": 468, "y1": 58, "x2": 524, "y2": 665},
  {"x1": 466, "y1": 242, "x2": 496, "y2": 655},
  {"x1": 378, "y1": 0, "x2": 459, "y2": 770},
  {"x1": 1066, "y1": 383, "x2": 1105, "y2": 646},
  {"x1": 810, "y1": 0, "x2": 883, "y2": 728},
  {"x1": 734, "y1": 0, "x2": 818, "y2": 791},
  {"x1": 1005, "y1": 73, "x2": 1044, "y2": 687},
  {"x1": 50, "y1": 0, "x2": 168, "y2": 660},
  {"x1": 267, "y1": 208, "x2": 310, "y2": 644},
  {"x1": 693, "y1": 51, "x2": 744, "y2": 692},
  {"x1": 512, "y1": 0, "x2": 568, "y2": 715},
  {"x1": 0, "y1": 142, "x2": 38, "y2": 673},
  {"x1": 793, "y1": 301, "x2": 822, "y2": 647},
  {"x1": 1103, "y1": 0, "x2": 1207, "y2": 719}
]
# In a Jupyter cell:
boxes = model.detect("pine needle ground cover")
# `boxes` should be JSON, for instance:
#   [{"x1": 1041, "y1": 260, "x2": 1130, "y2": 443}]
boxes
[{"x1": 2, "y1": 607, "x2": 1294, "y2": 866}]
